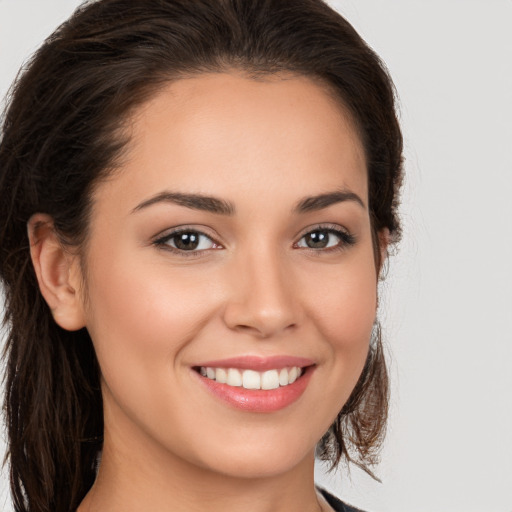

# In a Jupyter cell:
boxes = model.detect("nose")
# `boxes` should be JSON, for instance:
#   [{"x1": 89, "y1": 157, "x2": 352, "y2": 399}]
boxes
[{"x1": 222, "y1": 249, "x2": 301, "y2": 338}]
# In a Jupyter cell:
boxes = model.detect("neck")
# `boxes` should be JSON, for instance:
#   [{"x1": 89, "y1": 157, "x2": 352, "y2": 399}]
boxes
[{"x1": 77, "y1": 426, "x2": 325, "y2": 512}]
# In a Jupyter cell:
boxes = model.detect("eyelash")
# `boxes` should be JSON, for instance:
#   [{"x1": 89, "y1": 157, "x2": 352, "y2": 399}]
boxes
[
  {"x1": 294, "y1": 224, "x2": 356, "y2": 254},
  {"x1": 152, "y1": 224, "x2": 356, "y2": 258},
  {"x1": 153, "y1": 228, "x2": 221, "y2": 258}
]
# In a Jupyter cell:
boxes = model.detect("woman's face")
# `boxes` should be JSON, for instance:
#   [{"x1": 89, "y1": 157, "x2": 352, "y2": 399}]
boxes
[{"x1": 78, "y1": 72, "x2": 380, "y2": 479}]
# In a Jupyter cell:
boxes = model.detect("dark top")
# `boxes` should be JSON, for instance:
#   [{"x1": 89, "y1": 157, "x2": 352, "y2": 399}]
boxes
[{"x1": 318, "y1": 487, "x2": 366, "y2": 512}]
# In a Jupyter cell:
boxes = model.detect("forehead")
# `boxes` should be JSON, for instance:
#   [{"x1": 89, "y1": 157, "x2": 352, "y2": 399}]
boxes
[{"x1": 92, "y1": 72, "x2": 367, "y2": 216}]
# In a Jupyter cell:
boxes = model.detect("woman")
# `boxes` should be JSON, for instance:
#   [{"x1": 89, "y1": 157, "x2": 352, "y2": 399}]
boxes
[{"x1": 0, "y1": 1, "x2": 403, "y2": 511}]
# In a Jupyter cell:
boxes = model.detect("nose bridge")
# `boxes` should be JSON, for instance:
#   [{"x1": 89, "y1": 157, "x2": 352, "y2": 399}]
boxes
[{"x1": 223, "y1": 243, "x2": 299, "y2": 337}]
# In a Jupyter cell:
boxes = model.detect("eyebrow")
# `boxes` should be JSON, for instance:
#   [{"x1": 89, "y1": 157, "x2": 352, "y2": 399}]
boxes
[
  {"x1": 295, "y1": 189, "x2": 366, "y2": 212},
  {"x1": 132, "y1": 191, "x2": 235, "y2": 215},
  {"x1": 131, "y1": 188, "x2": 365, "y2": 216}
]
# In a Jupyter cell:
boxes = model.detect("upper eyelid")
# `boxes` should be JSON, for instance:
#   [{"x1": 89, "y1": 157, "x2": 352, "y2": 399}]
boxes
[
  {"x1": 153, "y1": 225, "x2": 220, "y2": 243},
  {"x1": 154, "y1": 222, "x2": 349, "y2": 236},
  {"x1": 295, "y1": 223, "x2": 351, "y2": 239}
]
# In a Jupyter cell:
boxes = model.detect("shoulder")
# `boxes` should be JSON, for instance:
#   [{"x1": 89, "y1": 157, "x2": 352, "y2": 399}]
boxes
[{"x1": 317, "y1": 487, "x2": 368, "y2": 512}]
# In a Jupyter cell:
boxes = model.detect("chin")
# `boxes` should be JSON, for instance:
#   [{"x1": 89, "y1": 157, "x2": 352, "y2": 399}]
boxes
[
  {"x1": 188, "y1": 428, "x2": 318, "y2": 480},
  {"x1": 203, "y1": 451, "x2": 312, "y2": 480}
]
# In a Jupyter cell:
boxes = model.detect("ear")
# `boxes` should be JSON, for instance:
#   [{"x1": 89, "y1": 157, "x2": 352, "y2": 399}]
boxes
[{"x1": 27, "y1": 214, "x2": 86, "y2": 331}]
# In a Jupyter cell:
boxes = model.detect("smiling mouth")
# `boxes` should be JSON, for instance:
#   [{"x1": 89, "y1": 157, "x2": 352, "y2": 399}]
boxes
[{"x1": 194, "y1": 366, "x2": 307, "y2": 390}]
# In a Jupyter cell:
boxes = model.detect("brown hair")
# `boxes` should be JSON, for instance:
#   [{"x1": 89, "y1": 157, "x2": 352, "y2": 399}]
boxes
[{"x1": 0, "y1": 1, "x2": 403, "y2": 510}]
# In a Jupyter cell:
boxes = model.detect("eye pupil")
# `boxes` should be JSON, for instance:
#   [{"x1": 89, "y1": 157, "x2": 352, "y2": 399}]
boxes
[
  {"x1": 174, "y1": 232, "x2": 199, "y2": 250},
  {"x1": 305, "y1": 230, "x2": 329, "y2": 248}
]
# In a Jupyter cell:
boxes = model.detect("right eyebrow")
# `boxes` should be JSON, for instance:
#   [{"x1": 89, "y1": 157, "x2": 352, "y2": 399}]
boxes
[{"x1": 131, "y1": 191, "x2": 236, "y2": 216}]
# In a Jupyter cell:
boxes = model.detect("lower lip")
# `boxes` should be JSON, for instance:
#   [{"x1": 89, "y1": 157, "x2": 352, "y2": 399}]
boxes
[{"x1": 195, "y1": 367, "x2": 314, "y2": 413}]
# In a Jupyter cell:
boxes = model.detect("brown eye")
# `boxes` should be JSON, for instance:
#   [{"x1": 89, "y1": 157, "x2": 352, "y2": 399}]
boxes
[
  {"x1": 172, "y1": 231, "x2": 201, "y2": 250},
  {"x1": 296, "y1": 228, "x2": 356, "y2": 250},
  {"x1": 302, "y1": 230, "x2": 330, "y2": 249},
  {"x1": 155, "y1": 230, "x2": 218, "y2": 252}
]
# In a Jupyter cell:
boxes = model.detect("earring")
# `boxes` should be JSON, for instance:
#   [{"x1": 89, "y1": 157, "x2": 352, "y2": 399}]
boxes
[{"x1": 370, "y1": 319, "x2": 380, "y2": 351}]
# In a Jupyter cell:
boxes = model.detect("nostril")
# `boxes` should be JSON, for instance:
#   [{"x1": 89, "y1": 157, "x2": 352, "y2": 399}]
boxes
[{"x1": 234, "y1": 322, "x2": 296, "y2": 338}]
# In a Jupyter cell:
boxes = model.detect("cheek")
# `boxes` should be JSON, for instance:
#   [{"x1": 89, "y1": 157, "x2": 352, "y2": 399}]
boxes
[
  {"x1": 305, "y1": 254, "x2": 377, "y2": 346},
  {"x1": 320, "y1": 277, "x2": 376, "y2": 349},
  {"x1": 83, "y1": 252, "x2": 217, "y2": 382},
  {"x1": 302, "y1": 253, "x2": 378, "y2": 405},
  {"x1": 82, "y1": 254, "x2": 223, "y2": 449}
]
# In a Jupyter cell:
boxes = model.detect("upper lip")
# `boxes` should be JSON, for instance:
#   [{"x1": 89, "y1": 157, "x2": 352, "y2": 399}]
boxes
[{"x1": 194, "y1": 355, "x2": 315, "y2": 371}]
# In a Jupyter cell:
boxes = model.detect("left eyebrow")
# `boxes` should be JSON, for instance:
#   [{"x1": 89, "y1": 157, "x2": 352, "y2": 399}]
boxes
[{"x1": 294, "y1": 189, "x2": 366, "y2": 213}]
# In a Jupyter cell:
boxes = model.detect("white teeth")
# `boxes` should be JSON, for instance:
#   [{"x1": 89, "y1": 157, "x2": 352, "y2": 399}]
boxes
[
  {"x1": 242, "y1": 370, "x2": 261, "y2": 390},
  {"x1": 199, "y1": 366, "x2": 305, "y2": 389},
  {"x1": 227, "y1": 368, "x2": 242, "y2": 387},
  {"x1": 261, "y1": 370, "x2": 280, "y2": 390},
  {"x1": 215, "y1": 368, "x2": 227, "y2": 384}
]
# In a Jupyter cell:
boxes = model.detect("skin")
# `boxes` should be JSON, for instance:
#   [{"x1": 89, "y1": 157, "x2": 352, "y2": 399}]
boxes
[{"x1": 29, "y1": 72, "x2": 386, "y2": 512}]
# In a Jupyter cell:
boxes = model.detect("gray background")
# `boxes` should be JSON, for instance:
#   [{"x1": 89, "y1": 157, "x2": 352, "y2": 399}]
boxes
[{"x1": 1, "y1": 1, "x2": 511, "y2": 511}]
